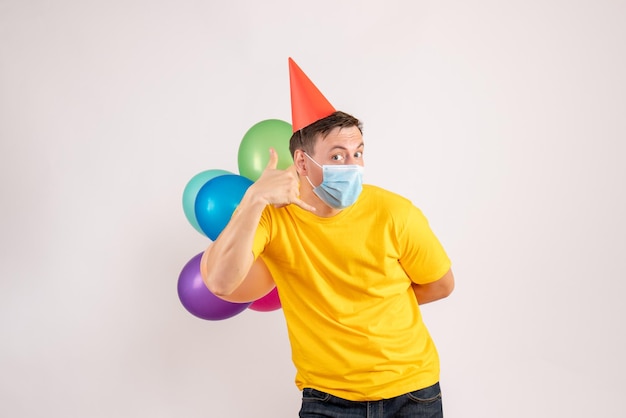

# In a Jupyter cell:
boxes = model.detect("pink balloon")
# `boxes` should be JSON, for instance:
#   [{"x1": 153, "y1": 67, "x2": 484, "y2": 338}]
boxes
[{"x1": 249, "y1": 287, "x2": 282, "y2": 312}]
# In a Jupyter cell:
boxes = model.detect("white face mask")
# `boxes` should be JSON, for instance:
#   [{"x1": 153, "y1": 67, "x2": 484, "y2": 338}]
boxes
[{"x1": 304, "y1": 153, "x2": 364, "y2": 209}]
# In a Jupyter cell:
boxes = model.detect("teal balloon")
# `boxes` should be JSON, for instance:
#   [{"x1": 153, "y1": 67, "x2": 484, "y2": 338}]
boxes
[
  {"x1": 238, "y1": 119, "x2": 293, "y2": 181},
  {"x1": 183, "y1": 169, "x2": 232, "y2": 235}
]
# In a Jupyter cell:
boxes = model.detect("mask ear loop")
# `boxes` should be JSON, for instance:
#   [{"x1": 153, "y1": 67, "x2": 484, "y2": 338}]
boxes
[
  {"x1": 303, "y1": 153, "x2": 323, "y2": 189},
  {"x1": 304, "y1": 175, "x2": 317, "y2": 189},
  {"x1": 304, "y1": 152, "x2": 322, "y2": 168}
]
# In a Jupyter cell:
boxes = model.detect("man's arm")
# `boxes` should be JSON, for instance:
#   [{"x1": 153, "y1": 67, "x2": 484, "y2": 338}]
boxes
[
  {"x1": 412, "y1": 268, "x2": 455, "y2": 305},
  {"x1": 201, "y1": 251, "x2": 276, "y2": 303},
  {"x1": 200, "y1": 149, "x2": 315, "y2": 300}
]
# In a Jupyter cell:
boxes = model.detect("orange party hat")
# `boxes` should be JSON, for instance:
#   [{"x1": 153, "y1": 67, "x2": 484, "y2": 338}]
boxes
[{"x1": 289, "y1": 57, "x2": 336, "y2": 132}]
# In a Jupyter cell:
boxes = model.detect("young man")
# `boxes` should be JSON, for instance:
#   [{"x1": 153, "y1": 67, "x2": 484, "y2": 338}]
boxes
[{"x1": 201, "y1": 59, "x2": 454, "y2": 417}]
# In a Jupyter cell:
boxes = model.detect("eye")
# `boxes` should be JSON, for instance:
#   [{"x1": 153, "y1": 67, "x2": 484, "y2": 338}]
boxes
[
  {"x1": 331, "y1": 154, "x2": 345, "y2": 161},
  {"x1": 354, "y1": 151, "x2": 363, "y2": 159}
]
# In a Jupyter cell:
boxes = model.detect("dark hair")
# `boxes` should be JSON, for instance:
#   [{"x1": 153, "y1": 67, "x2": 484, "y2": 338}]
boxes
[{"x1": 289, "y1": 111, "x2": 363, "y2": 157}]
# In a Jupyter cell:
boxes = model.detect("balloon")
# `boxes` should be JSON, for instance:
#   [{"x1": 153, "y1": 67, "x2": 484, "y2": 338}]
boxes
[
  {"x1": 177, "y1": 252, "x2": 251, "y2": 320},
  {"x1": 249, "y1": 287, "x2": 282, "y2": 312},
  {"x1": 194, "y1": 174, "x2": 254, "y2": 241},
  {"x1": 182, "y1": 169, "x2": 232, "y2": 235},
  {"x1": 238, "y1": 119, "x2": 293, "y2": 181}
]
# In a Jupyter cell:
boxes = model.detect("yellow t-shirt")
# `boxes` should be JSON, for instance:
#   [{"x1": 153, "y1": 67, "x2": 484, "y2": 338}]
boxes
[{"x1": 252, "y1": 185, "x2": 451, "y2": 401}]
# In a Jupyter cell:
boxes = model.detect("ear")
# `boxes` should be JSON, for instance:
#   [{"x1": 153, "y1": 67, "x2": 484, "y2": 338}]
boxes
[{"x1": 293, "y1": 149, "x2": 308, "y2": 176}]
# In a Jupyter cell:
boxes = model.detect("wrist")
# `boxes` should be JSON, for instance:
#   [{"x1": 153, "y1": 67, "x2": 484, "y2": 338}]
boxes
[{"x1": 235, "y1": 187, "x2": 268, "y2": 217}]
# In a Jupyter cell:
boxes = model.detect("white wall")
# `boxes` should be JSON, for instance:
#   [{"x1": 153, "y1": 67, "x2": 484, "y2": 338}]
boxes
[{"x1": 1, "y1": 1, "x2": 624, "y2": 417}]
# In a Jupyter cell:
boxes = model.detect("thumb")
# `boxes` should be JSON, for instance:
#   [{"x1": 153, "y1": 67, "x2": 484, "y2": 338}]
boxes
[{"x1": 265, "y1": 148, "x2": 279, "y2": 170}]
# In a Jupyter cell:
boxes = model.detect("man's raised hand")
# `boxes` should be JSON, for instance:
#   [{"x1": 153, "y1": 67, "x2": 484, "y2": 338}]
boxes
[{"x1": 252, "y1": 148, "x2": 316, "y2": 212}]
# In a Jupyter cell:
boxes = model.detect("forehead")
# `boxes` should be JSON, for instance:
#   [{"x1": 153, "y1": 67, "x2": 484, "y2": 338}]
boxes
[{"x1": 314, "y1": 126, "x2": 364, "y2": 152}]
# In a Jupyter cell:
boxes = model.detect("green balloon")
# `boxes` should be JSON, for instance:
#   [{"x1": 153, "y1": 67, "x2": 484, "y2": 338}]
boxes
[{"x1": 238, "y1": 119, "x2": 293, "y2": 181}]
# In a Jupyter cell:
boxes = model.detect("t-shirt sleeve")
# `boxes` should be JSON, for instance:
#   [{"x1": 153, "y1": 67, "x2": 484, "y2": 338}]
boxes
[
  {"x1": 252, "y1": 207, "x2": 271, "y2": 260},
  {"x1": 398, "y1": 205, "x2": 452, "y2": 284}
]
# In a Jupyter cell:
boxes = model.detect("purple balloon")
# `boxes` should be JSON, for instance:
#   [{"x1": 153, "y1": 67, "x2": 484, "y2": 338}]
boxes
[{"x1": 177, "y1": 252, "x2": 251, "y2": 320}]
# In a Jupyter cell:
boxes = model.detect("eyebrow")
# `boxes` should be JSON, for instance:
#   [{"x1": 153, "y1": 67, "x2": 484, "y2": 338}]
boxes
[{"x1": 328, "y1": 143, "x2": 364, "y2": 152}]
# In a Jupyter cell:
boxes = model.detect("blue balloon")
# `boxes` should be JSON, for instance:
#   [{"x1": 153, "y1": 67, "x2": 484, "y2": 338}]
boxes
[
  {"x1": 194, "y1": 174, "x2": 254, "y2": 240},
  {"x1": 182, "y1": 169, "x2": 232, "y2": 235}
]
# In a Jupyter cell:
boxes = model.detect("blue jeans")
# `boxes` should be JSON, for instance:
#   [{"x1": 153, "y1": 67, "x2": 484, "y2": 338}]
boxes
[{"x1": 299, "y1": 382, "x2": 443, "y2": 418}]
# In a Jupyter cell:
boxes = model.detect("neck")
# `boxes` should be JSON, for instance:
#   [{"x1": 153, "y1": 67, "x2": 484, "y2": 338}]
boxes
[
  {"x1": 299, "y1": 181, "x2": 341, "y2": 218},
  {"x1": 314, "y1": 203, "x2": 341, "y2": 218}
]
